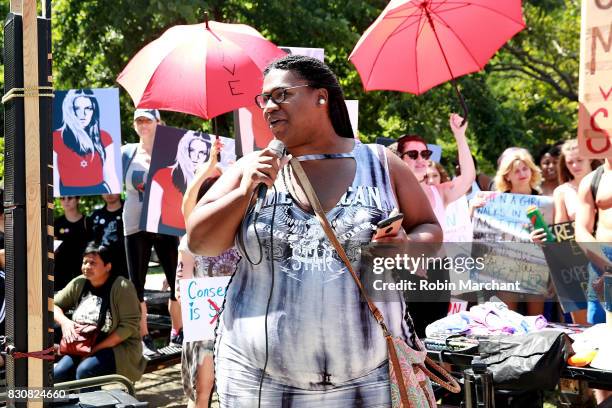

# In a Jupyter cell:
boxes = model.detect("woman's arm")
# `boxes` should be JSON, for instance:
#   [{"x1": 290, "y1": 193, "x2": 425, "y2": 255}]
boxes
[
  {"x1": 553, "y1": 185, "x2": 569, "y2": 224},
  {"x1": 145, "y1": 179, "x2": 163, "y2": 232},
  {"x1": 187, "y1": 147, "x2": 283, "y2": 256},
  {"x1": 54, "y1": 304, "x2": 78, "y2": 343},
  {"x1": 386, "y1": 149, "x2": 442, "y2": 243},
  {"x1": 575, "y1": 173, "x2": 597, "y2": 243},
  {"x1": 103, "y1": 144, "x2": 121, "y2": 193},
  {"x1": 91, "y1": 332, "x2": 124, "y2": 354},
  {"x1": 175, "y1": 248, "x2": 196, "y2": 300},
  {"x1": 99, "y1": 279, "x2": 141, "y2": 351},
  {"x1": 182, "y1": 140, "x2": 222, "y2": 220},
  {"x1": 439, "y1": 114, "x2": 475, "y2": 206}
]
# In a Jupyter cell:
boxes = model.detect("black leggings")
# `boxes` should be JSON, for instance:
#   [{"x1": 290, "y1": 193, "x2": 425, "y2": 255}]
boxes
[{"x1": 125, "y1": 231, "x2": 178, "y2": 302}]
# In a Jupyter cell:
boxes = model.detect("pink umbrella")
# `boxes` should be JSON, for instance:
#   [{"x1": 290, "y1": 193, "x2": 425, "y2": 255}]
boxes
[
  {"x1": 349, "y1": 0, "x2": 525, "y2": 120},
  {"x1": 117, "y1": 17, "x2": 286, "y2": 119}
]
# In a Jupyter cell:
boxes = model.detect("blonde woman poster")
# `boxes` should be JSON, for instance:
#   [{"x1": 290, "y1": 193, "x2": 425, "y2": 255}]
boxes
[
  {"x1": 141, "y1": 125, "x2": 235, "y2": 236},
  {"x1": 53, "y1": 88, "x2": 122, "y2": 197}
]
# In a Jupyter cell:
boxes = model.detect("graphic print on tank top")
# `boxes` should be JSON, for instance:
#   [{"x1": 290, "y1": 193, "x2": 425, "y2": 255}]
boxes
[
  {"x1": 218, "y1": 143, "x2": 413, "y2": 389},
  {"x1": 258, "y1": 190, "x2": 390, "y2": 283}
]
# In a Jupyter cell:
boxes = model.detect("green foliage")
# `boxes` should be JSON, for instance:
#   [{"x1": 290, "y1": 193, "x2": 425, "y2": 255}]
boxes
[{"x1": 1, "y1": 0, "x2": 582, "y2": 194}]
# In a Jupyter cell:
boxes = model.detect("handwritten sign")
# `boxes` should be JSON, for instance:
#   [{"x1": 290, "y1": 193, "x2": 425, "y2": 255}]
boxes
[
  {"x1": 545, "y1": 222, "x2": 589, "y2": 313},
  {"x1": 471, "y1": 193, "x2": 553, "y2": 295},
  {"x1": 179, "y1": 276, "x2": 231, "y2": 343},
  {"x1": 578, "y1": 0, "x2": 612, "y2": 158}
]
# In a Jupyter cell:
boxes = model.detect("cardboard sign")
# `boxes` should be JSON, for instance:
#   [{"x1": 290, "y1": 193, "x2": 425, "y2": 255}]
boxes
[
  {"x1": 471, "y1": 193, "x2": 553, "y2": 295},
  {"x1": 578, "y1": 0, "x2": 612, "y2": 158},
  {"x1": 545, "y1": 222, "x2": 589, "y2": 313},
  {"x1": 180, "y1": 276, "x2": 231, "y2": 343},
  {"x1": 53, "y1": 88, "x2": 122, "y2": 197}
]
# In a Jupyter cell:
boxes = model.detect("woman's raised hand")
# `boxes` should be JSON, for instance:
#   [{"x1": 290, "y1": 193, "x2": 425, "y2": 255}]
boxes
[{"x1": 449, "y1": 113, "x2": 467, "y2": 138}]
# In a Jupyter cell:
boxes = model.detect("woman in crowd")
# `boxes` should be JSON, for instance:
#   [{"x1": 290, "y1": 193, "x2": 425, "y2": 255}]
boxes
[
  {"x1": 552, "y1": 139, "x2": 596, "y2": 224},
  {"x1": 53, "y1": 89, "x2": 119, "y2": 196},
  {"x1": 54, "y1": 243, "x2": 145, "y2": 382},
  {"x1": 54, "y1": 196, "x2": 88, "y2": 290},
  {"x1": 396, "y1": 119, "x2": 473, "y2": 335},
  {"x1": 532, "y1": 139, "x2": 596, "y2": 323},
  {"x1": 187, "y1": 55, "x2": 441, "y2": 406},
  {"x1": 425, "y1": 160, "x2": 450, "y2": 186},
  {"x1": 396, "y1": 115, "x2": 474, "y2": 233},
  {"x1": 177, "y1": 144, "x2": 239, "y2": 407},
  {"x1": 494, "y1": 148, "x2": 542, "y2": 196},
  {"x1": 122, "y1": 109, "x2": 181, "y2": 356},
  {"x1": 537, "y1": 144, "x2": 561, "y2": 197},
  {"x1": 484, "y1": 148, "x2": 545, "y2": 314},
  {"x1": 147, "y1": 131, "x2": 211, "y2": 236}
]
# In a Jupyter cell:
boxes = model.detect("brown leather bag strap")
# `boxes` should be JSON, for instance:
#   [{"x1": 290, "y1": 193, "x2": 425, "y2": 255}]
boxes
[
  {"x1": 387, "y1": 335, "x2": 412, "y2": 408},
  {"x1": 289, "y1": 158, "x2": 389, "y2": 333}
]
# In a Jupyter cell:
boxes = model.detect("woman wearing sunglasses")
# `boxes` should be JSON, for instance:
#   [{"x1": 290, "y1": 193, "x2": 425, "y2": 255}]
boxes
[
  {"x1": 397, "y1": 114, "x2": 475, "y2": 232},
  {"x1": 397, "y1": 115, "x2": 474, "y2": 337}
]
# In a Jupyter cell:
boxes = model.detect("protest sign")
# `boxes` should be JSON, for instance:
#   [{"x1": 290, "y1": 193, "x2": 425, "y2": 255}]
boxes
[
  {"x1": 180, "y1": 276, "x2": 231, "y2": 343},
  {"x1": 471, "y1": 193, "x2": 553, "y2": 295},
  {"x1": 544, "y1": 222, "x2": 589, "y2": 313},
  {"x1": 53, "y1": 88, "x2": 122, "y2": 197},
  {"x1": 140, "y1": 125, "x2": 236, "y2": 236},
  {"x1": 578, "y1": 0, "x2": 612, "y2": 158}
]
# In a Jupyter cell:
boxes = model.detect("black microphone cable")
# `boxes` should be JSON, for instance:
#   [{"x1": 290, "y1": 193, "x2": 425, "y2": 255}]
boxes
[
  {"x1": 258, "y1": 184, "x2": 277, "y2": 408},
  {"x1": 237, "y1": 188, "x2": 264, "y2": 265}
]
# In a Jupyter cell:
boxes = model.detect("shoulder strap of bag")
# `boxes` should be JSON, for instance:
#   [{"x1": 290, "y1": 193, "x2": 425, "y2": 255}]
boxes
[
  {"x1": 591, "y1": 165, "x2": 604, "y2": 202},
  {"x1": 289, "y1": 157, "x2": 461, "y2": 396}
]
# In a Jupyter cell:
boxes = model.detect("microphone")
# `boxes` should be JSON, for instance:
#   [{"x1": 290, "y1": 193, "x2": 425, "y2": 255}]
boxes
[{"x1": 253, "y1": 139, "x2": 286, "y2": 217}]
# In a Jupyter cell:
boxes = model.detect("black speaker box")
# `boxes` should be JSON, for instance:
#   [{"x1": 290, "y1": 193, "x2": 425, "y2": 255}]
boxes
[{"x1": 3, "y1": 12, "x2": 54, "y2": 392}]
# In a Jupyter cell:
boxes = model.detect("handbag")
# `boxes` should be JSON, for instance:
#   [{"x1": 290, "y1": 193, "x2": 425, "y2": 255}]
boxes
[
  {"x1": 59, "y1": 280, "x2": 112, "y2": 357},
  {"x1": 289, "y1": 157, "x2": 460, "y2": 408}
]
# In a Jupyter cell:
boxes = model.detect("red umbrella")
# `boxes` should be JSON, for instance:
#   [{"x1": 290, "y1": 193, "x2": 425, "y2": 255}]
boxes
[
  {"x1": 349, "y1": 0, "x2": 525, "y2": 119},
  {"x1": 117, "y1": 17, "x2": 286, "y2": 119}
]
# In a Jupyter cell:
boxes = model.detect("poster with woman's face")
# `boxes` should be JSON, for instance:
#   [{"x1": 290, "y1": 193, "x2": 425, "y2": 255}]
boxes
[
  {"x1": 140, "y1": 125, "x2": 236, "y2": 236},
  {"x1": 52, "y1": 88, "x2": 122, "y2": 197}
]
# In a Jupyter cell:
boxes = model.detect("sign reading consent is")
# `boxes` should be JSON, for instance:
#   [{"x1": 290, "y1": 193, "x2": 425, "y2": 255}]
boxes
[
  {"x1": 578, "y1": 0, "x2": 612, "y2": 158},
  {"x1": 180, "y1": 276, "x2": 231, "y2": 343}
]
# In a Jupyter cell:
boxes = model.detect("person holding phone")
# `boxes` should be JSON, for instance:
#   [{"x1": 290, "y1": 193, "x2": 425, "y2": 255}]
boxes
[{"x1": 187, "y1": 55, "x2": 441, "y2": 406}]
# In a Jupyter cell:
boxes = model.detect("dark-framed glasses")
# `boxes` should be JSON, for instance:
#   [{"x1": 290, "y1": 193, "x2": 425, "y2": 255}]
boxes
[
  {"x1": 254, "y1": 85, "x2": 311, "y2": 109},
  {"x1": 400, "y1": 149, "x2": 433, "y2": 160}
]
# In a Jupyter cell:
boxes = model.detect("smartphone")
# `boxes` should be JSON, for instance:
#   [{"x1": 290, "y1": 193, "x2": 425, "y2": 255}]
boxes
[{"x1": 373, "y1": 213, "x2": 404, "y2": 239}]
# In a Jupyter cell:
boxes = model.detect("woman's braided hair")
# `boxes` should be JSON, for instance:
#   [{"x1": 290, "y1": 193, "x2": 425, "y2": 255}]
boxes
[{"x1": 264, "y1": 55, "x2": 354, "y2": 139}]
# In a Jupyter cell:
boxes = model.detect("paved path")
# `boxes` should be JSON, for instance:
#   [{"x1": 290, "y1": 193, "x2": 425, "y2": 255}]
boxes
[{"x1": 134, "y1": 362, "x2": 220, "y2": 407}]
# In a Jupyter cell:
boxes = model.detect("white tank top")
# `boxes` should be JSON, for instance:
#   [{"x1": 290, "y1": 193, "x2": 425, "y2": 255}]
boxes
[{"x1": 217, "y1": 143, "x2": 413, "y2": 389}]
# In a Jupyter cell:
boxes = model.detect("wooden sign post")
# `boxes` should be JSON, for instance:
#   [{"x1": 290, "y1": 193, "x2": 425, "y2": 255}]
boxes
[
  {"x1": 578, "y1": 0, "x2": 612, "y2": 158},
  {"x1": 22, "y1": 0, "x2": 43, "y2": 406}
]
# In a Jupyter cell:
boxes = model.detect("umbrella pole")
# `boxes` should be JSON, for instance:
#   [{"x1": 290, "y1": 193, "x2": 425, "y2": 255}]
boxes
[
  {"x1": 212, "y1": 117, "x2": 221, "y2": 161},
  {"x1": 424, "y1": 9, "x2": 469, "y2": 125}
]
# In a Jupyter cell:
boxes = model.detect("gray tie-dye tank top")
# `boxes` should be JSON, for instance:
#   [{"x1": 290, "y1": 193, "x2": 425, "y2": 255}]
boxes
[{"x1": 216, "y1": 142, "x2": 412, "y2": 389}]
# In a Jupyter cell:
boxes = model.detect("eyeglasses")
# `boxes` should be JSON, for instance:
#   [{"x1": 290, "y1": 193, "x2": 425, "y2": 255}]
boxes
[
  {"x1": 254, "y1": 85, "x2": 311, "y2": 109},
  {"x1": 60, "y1": 196, "x2": 76, "y2": 201},
  {"x1": 400, "y1": 149, "x2": 433, "y2": 160}
]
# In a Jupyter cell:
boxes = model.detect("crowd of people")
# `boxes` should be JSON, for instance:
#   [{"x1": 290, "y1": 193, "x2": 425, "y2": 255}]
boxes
[{"x1": 42, "y1": 55, "x2": 611, "y2": 406}]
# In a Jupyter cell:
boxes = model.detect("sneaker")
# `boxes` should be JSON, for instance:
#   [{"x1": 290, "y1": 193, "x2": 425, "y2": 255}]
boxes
[
  {"x1": 170, "y1": 329, "x2": 183, "y2": 346},
  {"x1": 142, "y1": 335, "x2": 159, "y2": 358}
]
